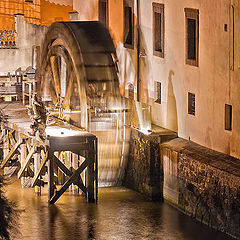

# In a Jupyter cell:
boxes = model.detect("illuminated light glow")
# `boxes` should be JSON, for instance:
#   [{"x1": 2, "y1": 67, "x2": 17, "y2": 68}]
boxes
[
  {"x1": 134, "y1": 101, "x2": 152, "y2": 135},
  {"x1": 138, "y1": 127, "x2": 152, "y2": 135},
  {"x1": 45, "y1": 126, "x2": 81, "y2": 137}
]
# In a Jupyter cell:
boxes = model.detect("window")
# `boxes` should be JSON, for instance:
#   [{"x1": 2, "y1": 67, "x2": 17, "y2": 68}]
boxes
[
  {"x1": 185, "y1": 8, "x2": 199, "y2": 66},
  {"x1": 188, "y1": 92, "x2": 195, "y2": 115},
  {"x1": 99, "y1": 0, "x2": 108, "y2": 28},
  {"x1": 128, "y1": 83, "x2": 134, "y2": 100},
  {"x1": 69, "y1": 11, "x2": 79, "y2": 21},
  {"x1": 155, "y1": 81, "x2": 161, "y2": 104},
  {"x1": 225, "y1": 104, "x2": 232, "y2": 131},
  {"x1": 153, "y1": 3, "x2": 164, "y2": 58},
  {"x1": 124, "y1": 0, "x2": 134, "y2": 49}
]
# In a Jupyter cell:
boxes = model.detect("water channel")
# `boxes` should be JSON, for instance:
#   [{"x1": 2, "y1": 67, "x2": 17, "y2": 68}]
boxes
[{"x1": 6, "y1": 178, "x2": 234, "y2": 240}]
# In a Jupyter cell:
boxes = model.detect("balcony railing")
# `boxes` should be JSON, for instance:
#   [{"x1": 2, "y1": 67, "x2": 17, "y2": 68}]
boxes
[{"x1": 0, "y1": 30, "x2": 16, "y2": 49}]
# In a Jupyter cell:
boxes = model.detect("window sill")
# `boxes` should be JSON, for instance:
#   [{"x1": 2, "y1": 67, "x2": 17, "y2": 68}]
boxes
[
  {"x1": 186, "y1": 59, "x2": 198, "y2": 67},
  {"x1": 153, "y1": 51, "x2": 164, "y2": 58},
  {"x1": 124, "y1": 43, "x2": 134, "y2": 49}
]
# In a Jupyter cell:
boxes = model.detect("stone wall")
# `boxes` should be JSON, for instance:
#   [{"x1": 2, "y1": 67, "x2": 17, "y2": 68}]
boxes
[
  {"x1": 161, "y1": 138, "x2": 240, "y2": 239},
  {"x1": 178, "y1": 156, "x2": 240, "y2": 237},
  {"x1": 0, "y1": 14, "x2": 47, "y2": 75},
  {"x1": 123, "y1": 126, "x2": 177, "y2": 200},
  {"x1": 124, "y1": 133, "x2": 240, "y2": 238},
  {"x1": 123, "y1": 128, "x2": 163, "y2": 200}
]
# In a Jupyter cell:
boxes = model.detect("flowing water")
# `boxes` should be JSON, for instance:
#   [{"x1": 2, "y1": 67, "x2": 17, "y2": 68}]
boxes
[{"x1": 6, "y1": 179, "x2": 234, "y2": 240}]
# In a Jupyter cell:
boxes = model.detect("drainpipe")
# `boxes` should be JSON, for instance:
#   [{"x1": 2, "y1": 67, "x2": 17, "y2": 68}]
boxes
[{"x1": 136, "y1": 0, "x2": 140, "y2": 102}]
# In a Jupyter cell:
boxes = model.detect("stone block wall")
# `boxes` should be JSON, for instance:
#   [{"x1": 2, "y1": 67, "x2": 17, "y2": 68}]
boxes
[
  {"x1": 123, "y1": 128, "x2": 164, "y2": 201},
  {"x1": 124, "y1": 132, "x2": 240, "y2": 238},
  {"x1": 178, "y1": 156, "x2": 240, "y2": 238},
  {"x1": 161, "y1": 138, "x2": 240, "y2": 239}
]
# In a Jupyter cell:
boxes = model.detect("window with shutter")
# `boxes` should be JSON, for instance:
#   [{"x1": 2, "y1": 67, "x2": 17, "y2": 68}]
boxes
[
  {"x1": 153, "y1": 3, "x2": 164, "y2": 58},
  {"x1": 185, "y1": 8, "x2": 199, "y2": 66},
  {"x1": 124, "y1": 0, "x2": 134, "y2": 49}
]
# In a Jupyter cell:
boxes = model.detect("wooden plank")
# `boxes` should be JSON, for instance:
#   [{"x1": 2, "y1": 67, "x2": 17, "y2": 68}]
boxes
[
  {"x1": 49, "y1": 143, "x2": 91, "y2": 153},
  {"x1": 48, "y1": 150, "x2": 55, "y2": 201},
  {"x1": 33, "y1": 152, "x2": 41, "y2": 195},
  {"x1": 53, "y1": 155, "x2": 71, "y2": 176},
  {"x1": 74, "y1": 177, "x2": 87, "y2": 195},
  {"x1": 87, "y1": 150, "x2": 95, "y2": 203},
  {"x1": 95, "y1": 138, "x2": 98, "y2": 203},
  {"x1": 50, "y1": 158, "x2": 89, "y2": 204},
  {"x1": 18, "y1": 147, "x2": 35, "y2": 178},
  {"x1": 53, "y1": 155, "x2": 87, "y2": 194},
  {"x1": 20, "y1": 143, "x2": 27, "y2": 185},
  {"x1": 0, "y1": 138, "x2": 23, "y2": 169},
  {"x1": 0, "y1": 132, "x2": 4, "y2": 144},
  {"x1": 31, "y1": 151, "x2": 48, "y2": 187},
  {"x1": 8, "y1": 130, "x2": 16, "y2": 146},
  {"x1": 26, "y1": 140, "x2": 31, "y2": 153}
]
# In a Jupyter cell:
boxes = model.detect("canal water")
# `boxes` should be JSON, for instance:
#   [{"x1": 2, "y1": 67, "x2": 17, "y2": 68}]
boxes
[{"x1": 5, "y1": 178, "x2": 234, "y2": 240}]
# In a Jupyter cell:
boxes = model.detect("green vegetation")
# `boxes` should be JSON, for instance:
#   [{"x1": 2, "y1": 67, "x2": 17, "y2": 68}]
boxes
[{"x1": 0, "y1": 175, "x2": 17, "y2": 240}]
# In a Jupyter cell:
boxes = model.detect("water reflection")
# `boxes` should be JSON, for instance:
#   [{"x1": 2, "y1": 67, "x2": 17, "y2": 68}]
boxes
[{"x1": 6, "y1": 179, "x2": 233, "y2": 240}]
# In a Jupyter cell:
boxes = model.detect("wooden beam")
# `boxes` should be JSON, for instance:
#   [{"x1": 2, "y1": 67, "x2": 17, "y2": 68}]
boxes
[
  {"x1": 34, "y1": 152, "x2": 41, "y2": 194},
  {"x1": 48, "y1": 150, "x2": 55, "y2": 201},
  {"x1": 31, "y1": 151, "x2": 48, "y2": 187},
  {"x1": 20, "y1": 142, "x2": 27, "y2": 186},
  {"x1": 53, "y1": 155, "x2": 71, "y2": 176},
  {"x1": 0, "y1": 131, "x2": 4, "y2": 145},
  {"x1": 50, "y1": 158, "x2": 89, "y2": 204},
  {"x1": 53, "y1": 155, "x2": 87, "y2": 194},
  {"x1": 0, "y1": 138, "x2": 23, "y2": 169},
  {"x1": 17, "y1": 147, "x2": 35, "y2": 178},
  {"x1": 74, "y1": 177, "x2": 87, "y2": 195},
  {"x1": 49, "y1": 143, "x2": 91, "y2": 153},
  {"x1": 8, "y1": 130, "x2": 16, "y2": 146},
  {"x1": 26, "y1": 140, "x2": 31, "y2": 153},
  {"x1": 87, "y1": 150, "x2": 95, "y2": 203},
  {"x1": 95, "y1": 138, "x2": 98, "y2": 203}
]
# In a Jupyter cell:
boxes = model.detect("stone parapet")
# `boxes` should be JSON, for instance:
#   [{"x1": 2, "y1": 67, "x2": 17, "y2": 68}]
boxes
[
  {"x1": 123, "y1": 125, "x2": 177, "y2": 201},
  {"x1": 161, "y1": 138, "x2": 240, "y2": 239},
  {"x1": 124, "y1": 133, "x2": 240, "y2": 238}
]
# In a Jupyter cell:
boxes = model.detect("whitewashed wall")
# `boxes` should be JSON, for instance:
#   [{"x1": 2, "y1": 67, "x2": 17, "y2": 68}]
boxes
[
  {"x1": 0, "y1": 15, "x2": 47, "y2": 75},
  {"x1": 72, "y1": 0, "x2": 240, "y2": 158}
]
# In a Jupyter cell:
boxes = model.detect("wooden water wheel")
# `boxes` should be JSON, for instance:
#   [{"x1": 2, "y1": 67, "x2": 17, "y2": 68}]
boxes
[{"x1": 39, "y1": 21, "x2": 130, "y2": 186}]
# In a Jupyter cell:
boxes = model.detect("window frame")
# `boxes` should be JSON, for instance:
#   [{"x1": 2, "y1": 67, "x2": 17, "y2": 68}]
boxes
[
  {"x1": 128, "y1": 83, "x2": 134, "y2": 100},
  {"x1": 153, "y1": 3, "x2": 165, "y2": 58},
  {"x1": 185, "y1": 8, "x2": 199, "y2": 67},
  {"x1": 124, "y1": 0, "x2": 134, "y2": 49},
  {"x1": 188, "y1": 92, "x2": 195, "y2": 116},
  {"x1": 99, "y1": 0, "x2": 109, "y2": 28},
  {"x1": 155, "y1": 81, "x2": 161, "y2": 104},
  {"x1": 225, "y1": 104, "x2": 232, "y2": 131}
]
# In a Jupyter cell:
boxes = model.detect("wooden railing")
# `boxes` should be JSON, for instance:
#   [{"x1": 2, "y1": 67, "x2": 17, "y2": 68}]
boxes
[{"x1": 0, "y1": 30, "x2": 16, "y2": 49}]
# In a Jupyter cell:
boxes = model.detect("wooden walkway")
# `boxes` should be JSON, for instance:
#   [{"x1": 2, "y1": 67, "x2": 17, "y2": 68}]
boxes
[{"x1": 0, "y1": 102, "x2": 98, "y2": 204}]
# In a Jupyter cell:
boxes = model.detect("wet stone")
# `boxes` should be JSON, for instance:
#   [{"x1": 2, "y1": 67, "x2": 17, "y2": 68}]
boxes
[{"x1": 125, "y1": 134, "x2": 240, "y2": 239}]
